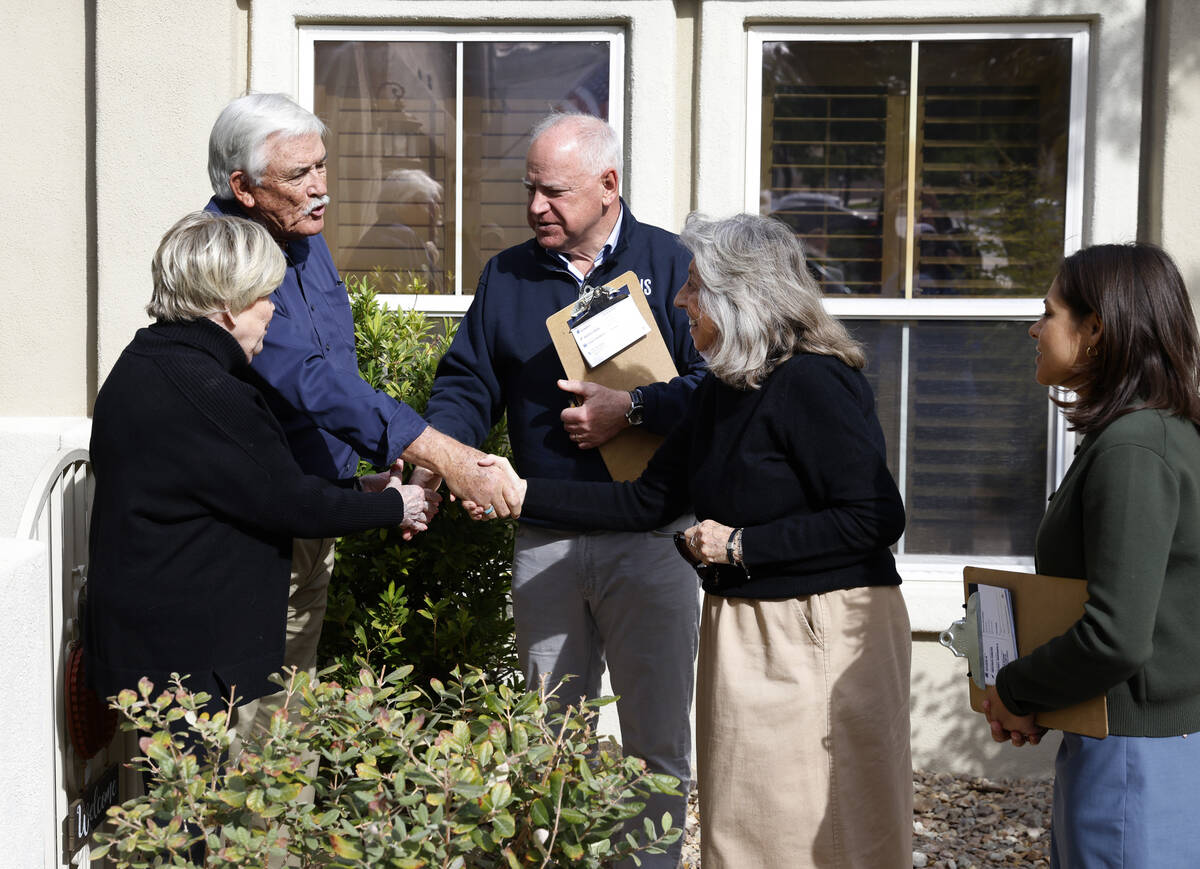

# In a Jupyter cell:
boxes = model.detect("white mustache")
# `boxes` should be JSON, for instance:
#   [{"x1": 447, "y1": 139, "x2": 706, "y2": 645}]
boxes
[{"x1": 304, "y1": 194, "x2": 331, "y2": 215}]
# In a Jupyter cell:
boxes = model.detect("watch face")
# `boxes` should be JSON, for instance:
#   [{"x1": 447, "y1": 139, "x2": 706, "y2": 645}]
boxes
[{"x1": 626, "y1": 389, "x2": 644, "y2": 425}]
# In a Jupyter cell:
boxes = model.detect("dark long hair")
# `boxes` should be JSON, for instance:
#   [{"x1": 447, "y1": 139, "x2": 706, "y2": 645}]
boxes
[{"x1": 1055, "y1": 242, "x2": 1200, "y2": 434}]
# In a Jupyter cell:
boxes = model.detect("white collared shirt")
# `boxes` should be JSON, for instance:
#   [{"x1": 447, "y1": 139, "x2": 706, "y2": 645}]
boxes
[{"x1": 550, "y1": 208, "x2": 624, "y2": 286}]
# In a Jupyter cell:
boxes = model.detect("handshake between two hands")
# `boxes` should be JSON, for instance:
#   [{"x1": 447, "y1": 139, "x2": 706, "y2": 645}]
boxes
[
  {"x1": 456, "y1": 454, "x2": 526, "y2": 521},
  {"x1": 358, "y1": 453, "x2": 527, "y2": 540}
]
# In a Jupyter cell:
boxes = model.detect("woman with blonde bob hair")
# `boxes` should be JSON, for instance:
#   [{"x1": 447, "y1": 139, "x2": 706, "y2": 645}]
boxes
[
  {"x1": 510, "y1": 212, "x2": 912, "y2": 867},
  {"x1": 146, "y1": 209, "x2": 290, "y2": 323},
  {"x1": 86, "y1": 211, "x2": 439, "y2": 721}
]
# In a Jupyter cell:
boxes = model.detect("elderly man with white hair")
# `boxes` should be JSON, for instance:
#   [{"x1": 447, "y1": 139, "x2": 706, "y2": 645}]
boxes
[{"x1": 203, "y1": 92, "x2": 520, "y2": 737}]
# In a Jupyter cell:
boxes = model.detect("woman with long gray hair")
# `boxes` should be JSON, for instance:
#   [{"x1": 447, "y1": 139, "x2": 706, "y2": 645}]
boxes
[{"x1": 507, "y1": 212, "x2": 912, "y2": 867}]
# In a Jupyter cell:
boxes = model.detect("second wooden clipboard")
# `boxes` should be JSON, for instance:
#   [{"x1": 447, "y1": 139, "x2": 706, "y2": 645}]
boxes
[
  {"x1": 546, "y1": 270, "x2": 681, "y2": 482},
  {"x1": 963, "y1": 566, "x2": 1108, "y2": 739}
]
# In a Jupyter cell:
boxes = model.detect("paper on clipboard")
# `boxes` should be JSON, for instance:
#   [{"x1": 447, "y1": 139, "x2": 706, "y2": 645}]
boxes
[
  {"x1": 972, "y1": 584, "x2": 1018, "y2": 685},
  {"x1": 568, "y1": 291, "x2": 650, "y2": 368},
  {"x1": 546, "y1": 271, "x2": 681, "y2": 482},
  {"x1": 960, "y1": 566, "x2": 1108, "y2": 739}
]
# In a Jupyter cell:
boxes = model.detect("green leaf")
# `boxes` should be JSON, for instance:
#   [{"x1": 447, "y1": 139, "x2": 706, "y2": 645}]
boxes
[
  {"x1": 329, "y1": 834, "x2": 364, "y2": 859},
  {"x1": 275, "y1": 782, "x2": 304, "y2": 803},
  {"x1": 562, "y1": 841, "x2": 584, "y2": 860},
  {"x1": 491, "y1": 810, "x2": 516, "y2": 839},
  {"x1": 511, "y1": 724, "x2": 529, "y2": 755},
  {"x1": 644, "y1": 772, "x2": 683, "y2": 795},
  {"x1": 548, "y1": 768, "x2": 566, "y2": 801},
  {"x1": 142, "y1": 731, "x2": 174, "y2": 765},
  {"x1": 476, "y1": 739, "x2": 494, "y2": 767},
  {"x1": 450, "y1": 783, "x2": 488, "y2": 800},
  {"x1": 355, "y1": 762, "x2": 381, "y2": 780},
  {"x1": 246, "y1": 789, "x2": 266, "y2": 813},
  {"x1": 218, "y1": 789, "x2": 247, "y2": 808},
  {"x1": 558, "y1": 807, "x2": 588, "y2": 825},
  {"x1": 489, "y1": 782, "x2": 512, "y2": 809}
]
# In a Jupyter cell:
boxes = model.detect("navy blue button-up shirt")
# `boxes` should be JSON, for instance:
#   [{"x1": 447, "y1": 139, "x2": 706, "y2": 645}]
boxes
[{"x1": 206, "y1": 197, "x2": 427, "y2": 479}]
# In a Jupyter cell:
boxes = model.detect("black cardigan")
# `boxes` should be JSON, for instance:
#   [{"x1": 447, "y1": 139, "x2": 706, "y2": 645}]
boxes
[
  {"x1": 85, "y1": 318, "x2": 411, "y2": 705},
  {"x1": 523, "y1": 354, "x2": 904, "y2": 599}
]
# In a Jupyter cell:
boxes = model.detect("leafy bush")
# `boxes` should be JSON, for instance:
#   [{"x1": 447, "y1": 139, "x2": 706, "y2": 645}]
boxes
[
  {"x1": 320, "y1": 277, "x2": 518, "y2": 686},
  {"x1": 92, "y1": 667, "x2": 681, "y2": 867}
]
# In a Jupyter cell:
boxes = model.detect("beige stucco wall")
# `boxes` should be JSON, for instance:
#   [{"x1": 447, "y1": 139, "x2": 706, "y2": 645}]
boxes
[
  {"x1": 1160, "y1": 0, "x2": 1200, "y2": 295},
  {"x1": 94, "y1": 0, "x2": 250, "y2": 385},
  {"x1": 0, "y1": 2, "x2": 89, "y2": 416},
  {"x1": 911, "y1": 636, "x2": 1056, "y2": 778}
]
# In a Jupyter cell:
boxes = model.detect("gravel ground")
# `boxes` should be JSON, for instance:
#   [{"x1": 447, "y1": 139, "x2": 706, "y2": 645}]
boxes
[{"x1": 678, "y1": 770, "x2": 1053, "y2": 868}]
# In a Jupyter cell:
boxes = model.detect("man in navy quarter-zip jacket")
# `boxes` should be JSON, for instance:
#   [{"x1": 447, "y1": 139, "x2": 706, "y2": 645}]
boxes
[{"x1": 415, "y1": 112, "x2": 705, "y2": 868}]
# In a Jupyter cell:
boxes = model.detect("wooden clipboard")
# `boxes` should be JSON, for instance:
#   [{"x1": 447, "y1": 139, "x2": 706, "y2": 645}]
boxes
[
  {"x1": 963, "y1": 566, "x2": 1108, "y2": 739},
  {"x1": 546, "y1": 270, "x2": 681, "y2": 481}
]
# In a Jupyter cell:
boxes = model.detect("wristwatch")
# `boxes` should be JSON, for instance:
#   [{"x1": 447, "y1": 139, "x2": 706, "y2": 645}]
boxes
[{"x1": 625, "y1": 387, "x2": 645, "y2": 426}]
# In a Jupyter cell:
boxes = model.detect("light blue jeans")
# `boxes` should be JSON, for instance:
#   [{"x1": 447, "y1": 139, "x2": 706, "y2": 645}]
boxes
[
  {"x1": 1052, "y1": 729, "x2": 1200, "y2": 868},
  {"x1": 513, "y1": 521, "x2": 700, "y2": 869}
]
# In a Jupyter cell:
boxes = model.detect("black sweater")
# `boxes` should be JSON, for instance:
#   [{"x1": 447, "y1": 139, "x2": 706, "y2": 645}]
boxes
[
  {"x1": 523, "y1": 354, "x2": 905, "y2": 598},
  {"x1": 85, "y1": 319, "x2": 411, "y2": 704}
]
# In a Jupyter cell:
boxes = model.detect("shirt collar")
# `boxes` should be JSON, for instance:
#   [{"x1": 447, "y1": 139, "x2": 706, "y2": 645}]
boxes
[{"x1": 550, "y1": 206, "x2": 624, "y2": 286}]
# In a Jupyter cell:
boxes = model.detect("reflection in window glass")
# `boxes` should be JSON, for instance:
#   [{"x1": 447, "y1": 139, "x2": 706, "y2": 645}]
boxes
[
  {"x1": 762, "y1": 42, "x2": 910, "y2": 296},
  {"x1": 314, "y1": 42, "x2": 454, "y2": 293},
  {"x1": 463, "y1": 43, "x2": 611, "y2": 284},
  {"x1": 314, "y1": 40, "x2": 610, "y2": 294},
  {"x1": 762, "y1": 38, "x2": 1071, "y2": 298},
  {"x1": 849, "y1": 320, "x2": 1049, "y2": 557},
  {"x1": 917, "y1": 41, "x2": 1071, "y2": 297}
]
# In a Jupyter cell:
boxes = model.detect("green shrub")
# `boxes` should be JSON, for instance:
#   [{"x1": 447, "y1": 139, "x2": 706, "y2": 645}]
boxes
[
  {"x1": 320, "y1": 277, "x2": 518, "y2": 686},
  {"x1": 91, "y1": 668, "x2": 681, "y2": 867}
]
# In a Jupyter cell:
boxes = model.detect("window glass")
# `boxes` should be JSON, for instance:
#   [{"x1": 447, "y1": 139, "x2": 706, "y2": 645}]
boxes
[
  {"x1": 313, "y1": 40, "x2": 611, "y2": 294},
  {"x1": 761, "y1": 38, "x2": 1071, "y2": 298},
  {"x1": 761, "y1": 42, "x2": 909, "y2": 296},
  {"x1": 850, "y1": 320, "x2": 1049, "y2": 557},
  {"x1": 462, "y1": 42, "x2": 611, "y2": 288},
  {"x1": 761, "y1": 33, "x2": 1079, "y2": 562},
  {"x1": 916, "y1": 40, "x2": 1072, "y2": 297}
]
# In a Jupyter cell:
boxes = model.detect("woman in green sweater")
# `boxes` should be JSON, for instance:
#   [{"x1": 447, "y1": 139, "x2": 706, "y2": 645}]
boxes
[{"x1": 986, "y1": 243, "x2": 1200, "y2": 867}]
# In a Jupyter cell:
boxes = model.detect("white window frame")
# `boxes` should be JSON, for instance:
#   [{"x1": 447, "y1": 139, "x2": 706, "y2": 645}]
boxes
[
  {"x1": 298, "y1": 25, "x2": 626, "y2": 316},
  {"x1": 746, "y1": 23, "x2": 1091, "y2": 625}
]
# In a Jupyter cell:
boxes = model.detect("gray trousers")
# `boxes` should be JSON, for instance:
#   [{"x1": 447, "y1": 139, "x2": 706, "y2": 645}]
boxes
[{"x1": 513, "y1": 521, "x2": 700, "y2": 868}]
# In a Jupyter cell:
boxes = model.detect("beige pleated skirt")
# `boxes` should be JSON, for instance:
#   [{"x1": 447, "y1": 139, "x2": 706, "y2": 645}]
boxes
[{"x1": 696, "y1": 584, "x2": 913, "y2": 869}]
